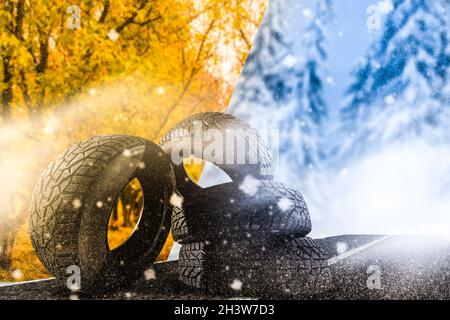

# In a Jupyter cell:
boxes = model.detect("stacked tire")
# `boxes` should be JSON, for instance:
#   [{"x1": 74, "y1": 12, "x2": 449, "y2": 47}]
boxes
[{"x1": 160, "y1": 112, "x2": 332, "y2": 298}]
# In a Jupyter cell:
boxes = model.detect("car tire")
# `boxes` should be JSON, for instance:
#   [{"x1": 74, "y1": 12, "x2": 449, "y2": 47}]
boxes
[
  {"x1": 171, "y1": 181, "x2": 311, "y2": 243},
  {"x1": 30, "y1": 135, "x2": 176, "y2": 292},
  {"x1": 159, "y1": 112, "x2": 273, "y2": 197},
  {"x1": 178, "y1": 236, "x2": 332, "y2": 297}
]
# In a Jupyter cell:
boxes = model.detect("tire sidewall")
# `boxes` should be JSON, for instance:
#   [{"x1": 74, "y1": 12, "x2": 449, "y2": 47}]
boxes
[{"x1": 78, "y1": 142, "x2": 175, "y2": 290}]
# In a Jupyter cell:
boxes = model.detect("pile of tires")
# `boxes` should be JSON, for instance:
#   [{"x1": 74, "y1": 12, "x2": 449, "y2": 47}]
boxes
[
  {"x1": 161, "y1": 112, "x2": 331, "y2": 298},
  {"x1": 29, "y1": 112, "x2": 331, "y2": 297}
]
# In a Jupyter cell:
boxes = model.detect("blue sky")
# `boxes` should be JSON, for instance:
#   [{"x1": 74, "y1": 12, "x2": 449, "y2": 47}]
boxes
[
  {"x1": 323, "y1": 0, "x2": 376, "y2": 112},
  {"x1": 276, "y1": 0, "x2": 381, "y2": 114}
]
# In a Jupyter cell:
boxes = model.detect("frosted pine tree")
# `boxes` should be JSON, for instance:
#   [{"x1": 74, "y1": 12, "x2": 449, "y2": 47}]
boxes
[
  {"x1": 228, "y1": 0, "x2": 332, "y2": 175},
  {"x1": 341, "y1": 0, "x2": 450, "y2": 154}
]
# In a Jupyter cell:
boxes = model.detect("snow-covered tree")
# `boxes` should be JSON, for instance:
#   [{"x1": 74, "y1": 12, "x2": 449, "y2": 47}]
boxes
[
  {"x1": 342, "y1": 0, "x2": 450, "y2": 152},
  {"x1": 228, "y1": 0, "x2": 333, "y2": 173}
]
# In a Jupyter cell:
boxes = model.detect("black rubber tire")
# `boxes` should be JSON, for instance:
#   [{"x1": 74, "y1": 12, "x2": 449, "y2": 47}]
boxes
[
  {"x1": 159, "y1": 112, "x2": 273, "y2": 197},
  {"x1": 29, "y1": 135, "x2": 176, "y2": 292},
  {"x1": 178, "y1": 236, "x2": 332, "y2": 298},
  {"x1": 171, "y1": 181, "x2": 311, "y2": 243}
]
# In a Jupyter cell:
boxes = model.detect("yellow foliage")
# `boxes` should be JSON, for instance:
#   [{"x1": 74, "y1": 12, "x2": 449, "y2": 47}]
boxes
[
  {"x1": 0, "y1": 0, "x2": 268, "y2": 282},
  {"x1": 0, "y1": 223, "x2": 50, "y2": 282}
]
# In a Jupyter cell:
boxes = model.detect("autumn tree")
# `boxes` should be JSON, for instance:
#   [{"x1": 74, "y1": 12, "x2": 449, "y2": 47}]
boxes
[{"x1": 0, "y1": 0, "x2": 267, "y2": 278}]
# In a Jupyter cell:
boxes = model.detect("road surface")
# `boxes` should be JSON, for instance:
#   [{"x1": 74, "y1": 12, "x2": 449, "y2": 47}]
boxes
[{"x1": 0, "y1": 235, "x2": 448, "y2": 299}]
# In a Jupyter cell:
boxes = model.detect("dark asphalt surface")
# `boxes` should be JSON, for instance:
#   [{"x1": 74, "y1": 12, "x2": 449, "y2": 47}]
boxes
[{"x1": 1, "y1": 235, "x2": 449, "y2": 300}]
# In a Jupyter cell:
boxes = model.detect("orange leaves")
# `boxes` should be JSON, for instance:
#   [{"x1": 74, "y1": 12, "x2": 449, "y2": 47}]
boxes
[{"x1": 0, "y1": 0, "x2": 268, "y2": 281}]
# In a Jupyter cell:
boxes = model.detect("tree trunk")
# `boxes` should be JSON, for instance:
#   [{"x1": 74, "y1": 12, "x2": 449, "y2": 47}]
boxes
[
  {"x1": 0, "y1": 220, "x2": 16, "y2": 270},
  {"x1": 1, "y1": 55, "x2": 13, "y2": 121}
]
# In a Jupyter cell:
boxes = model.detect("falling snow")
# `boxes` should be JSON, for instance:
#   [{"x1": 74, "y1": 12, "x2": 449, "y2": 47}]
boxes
[
  {"x1": 72, "y1": 199, "x2": 82, "y2": 209},
  {"x1": 137, "y1": 161, "x2": 146, "y2": 169},
  {"x1": 123, "y1": 149, "x2": 132, "y2": 157},
  {"x1": 303, "y1": 8, "x2": 313, "y2": 17},
  {"x1": 11, "y1": 269, "x2": 23, "y2": 280},
  {"x1": 239, "y1": 175, "x2": 261, "y2": 196},
  {"x1": 144, "y1": 268, "x2": 156, "y2": 281},
  {"x1": 277, "y1": 197, "x2": 293, "y2": 212},
  {"x1": 336, "y1": 242, "x2": 348, "y2": 254},
  {"x1": 170, "y1": 193, "x2": 184, "y2": 207},
  {"x1": 107, "y1": 29, "x2": 119, "y2": 41},
  {"x1": 384, "y1": 95, "x2": 396, "y2": 105},
  {"x1": 378, "y1": 0, "x2": 394, "y2": 14},
  {"x1": 156, "y1": 87, "x2": 165, "y2": 95},
  {"x1": 230, "y1": 279, "x2": 243, "y2": 291},
  {"x1": 283, "y1": 55, "x2": 297, "y2": 68}
]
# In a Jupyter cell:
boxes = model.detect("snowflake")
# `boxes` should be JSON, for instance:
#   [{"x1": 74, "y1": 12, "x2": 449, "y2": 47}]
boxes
[
  {"x1": 378, "y1": 0, "x2": 394, "y2": 14},
  {"x1": 170, "y1": 193, "x2": 184, "y2": 207},
  {"x1": 302, "y1": 8, "x2": 312, "y2": 18},
  {"x1": 96, "y1": 201, "x2": 103, "y2": 208},
  {"x1": 230, "y1": 279, "x2": 243, "y2": 291},
  {"x1": 72, "y1": 199, "x2": 81, "y2": 209},
  {"x1": 123, "y1": 149, "x2": 132, "y2": 157},
  {"x1": 336, "y1": 242, "x2": 348, "y2": 254},
  {"x1": 156, "y1": 86, "x2": 165, "y2": 95},
  {"x1": 94, "y1": 8, "x2": 102, "y2": 20},
  {"x1": 43, "y1": 117, "x2": 59, "y2": 135},
  {"x1": 11, "y1": 269, "x2": 23, "y2": 280},
  {"x1": 88, "y1": 88, "x2": 97, "y2": 96},
  {"x1": 385, "y1": 95, "x2": 396, "y2": 105},
  {"x1": 137, "y1": 161, "x2": 146, "y2": 169},
  {"x1": 283, "y1": 55, "x2": 297, "y2": 68},
  {"x1": 239, "y1": 175, "x2": 261, "y2": 196},
  {"x1": 144, "y1": 268, "x2": 156, "y2": 281},
  {"x1": 107, "y1": 29, "x2": 119, "y2": 41},
  {"x1": 278, "y1": 197, "x2": 293, "y2": 212}
]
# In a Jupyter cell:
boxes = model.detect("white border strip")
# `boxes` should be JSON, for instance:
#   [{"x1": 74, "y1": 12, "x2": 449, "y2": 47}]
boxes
[
  {"x1": 0, "y1": 277, "x2": 55, "y2": 288},
  {"x1": 327, "y1": 235, "x2": 392, "y2": 266}
]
